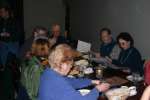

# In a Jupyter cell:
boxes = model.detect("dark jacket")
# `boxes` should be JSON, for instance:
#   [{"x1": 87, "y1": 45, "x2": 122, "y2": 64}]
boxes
[
  {"x1": 0, "y1": 17, "x2": 20, "y2": 42},
  {"x1": 100, "y1": 40, "x2": 116, "y2": 57},
  {"x1": 112, "y1": 47, "x2": 144, "y2": 75},
  {"x1": 50, "y1": 35, "x2": 67, "y2": 48}
]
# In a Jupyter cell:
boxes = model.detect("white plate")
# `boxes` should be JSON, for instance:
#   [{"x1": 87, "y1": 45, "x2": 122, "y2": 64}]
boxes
[
  {"x1": 67, "y1": 75, "x2": 75, "y2": 78},
  {"x1": 78, "y1": 89, "x2": 90, "y2": 96},
  {"x1": 83, "y1": 68, "x2": 94, "y2": 74}
]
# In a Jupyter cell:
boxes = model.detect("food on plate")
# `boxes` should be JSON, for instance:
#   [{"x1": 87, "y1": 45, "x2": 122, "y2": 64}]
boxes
[
  {"x1": 73, "y1": 51, "x2": 82, "y2": 57},
  {"x1": 105, "y1": 86, "x2": 130, "y2": 100},
  {"x1": 83, "y1": 68, "x2": 94, "y2": 74},
  {"x1": 82, "y1": 55, "x2": 89, "y2": 59},
  {"x1": 74, "y1": 60, "x2": 89, "y2": 66},
  {"x1": 69, "y1": 68, "x2": 80, "y2": 75}
]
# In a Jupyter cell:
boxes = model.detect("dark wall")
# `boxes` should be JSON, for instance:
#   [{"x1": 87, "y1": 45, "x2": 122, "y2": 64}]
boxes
[
  {"x1": 70, "y1": 0, "x2": 150, "y2": 59},
  {"x1": 24, "y1": 0, "x2": 65, "y2": 38}
]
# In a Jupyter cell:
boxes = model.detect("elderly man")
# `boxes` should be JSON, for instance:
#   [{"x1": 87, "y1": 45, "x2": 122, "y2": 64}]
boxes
[{"x1": 49, "y1": 24, "x2": 67, "y2": 48}]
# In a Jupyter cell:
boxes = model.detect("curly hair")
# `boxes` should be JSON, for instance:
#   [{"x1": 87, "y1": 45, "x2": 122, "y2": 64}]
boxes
[{"x1": 48, "y1": 44, "x2": 74, "y2": 69}]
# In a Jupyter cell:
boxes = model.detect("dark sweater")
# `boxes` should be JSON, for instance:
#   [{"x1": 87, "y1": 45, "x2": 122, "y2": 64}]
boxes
[
  {"x1": 0, "y1": 17, "x2": 20, "y2": 42},
  {"x1": 100, "y1": 40, "x2": 116, "y2": 57},
  {"x1": 112, "y1": 47, "x2": 144, "y2": 75}
]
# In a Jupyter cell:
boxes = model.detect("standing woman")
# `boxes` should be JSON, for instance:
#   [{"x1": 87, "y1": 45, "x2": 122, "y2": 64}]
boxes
[
  {"x1": 108, "y1": 32, "x2": 144, "y2": 76},
  {"x1": 38, "y1": 44, "x2": 110, "y2": 100}
]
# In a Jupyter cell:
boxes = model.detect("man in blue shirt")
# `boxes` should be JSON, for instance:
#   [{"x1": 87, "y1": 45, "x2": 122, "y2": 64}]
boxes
[{"x1": 92, "y1": 28, "x2": 120, "y2": 65}]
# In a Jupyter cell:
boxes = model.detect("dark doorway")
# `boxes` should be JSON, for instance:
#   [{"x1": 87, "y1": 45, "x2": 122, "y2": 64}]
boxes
[{"x1": 0, "y1": 0, "x2": 24, "y2": 45}]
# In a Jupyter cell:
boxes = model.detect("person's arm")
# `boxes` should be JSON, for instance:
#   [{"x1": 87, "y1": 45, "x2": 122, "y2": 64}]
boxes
[
  {"x1": 105, "y1": 55, "x2": 121, "y2": 66},
  {"x1": 112, "y1": 59, "x2": 122, "y2": 66},
  {"x1": 128, "y1": 50, "x2": 143, "y2": 75},
  {"x1": 65, "y1": 77, "x2": 102, "y2": 89},
  {"x1": 141, "y1": 86, "x2": 150, "y2": 100},
  {"x1": 65, "y1": 77, "x2": 92, "y2": 89},
  {"x1": 38, "y1": 74, "x2": 99, "y2": 100}
]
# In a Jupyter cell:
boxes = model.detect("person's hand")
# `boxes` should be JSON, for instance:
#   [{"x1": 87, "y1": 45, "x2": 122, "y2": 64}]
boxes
[
  {"x1": 5, "y1": 32, "x2": 10, "y2": 37},
  {"x1": 91, "y1": 80, "x2": 101, "y2": 85},
  {"x1": 95, "y1": 53, "x2": 100, "y2": 58},
  {"x1": 25, "y1": 51, "x2": 32, "y2": 59},
  {"x1": 96, "y1": 83, "x2": 110, "y2": 92},
  {"x1": 144, "y1": 60, "x2": 150, "y2": 66},
  {"x1": 122, "y1": 69, "x2": 130, "y2": 73},
  {"x1": 0, "y1": 32, "x2": 10, "y2": 37},
  {"x1": 105, "y1": 56, "x2": 112, "y2": 64}
]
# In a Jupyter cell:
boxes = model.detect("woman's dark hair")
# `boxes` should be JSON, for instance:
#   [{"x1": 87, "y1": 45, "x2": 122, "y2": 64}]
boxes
[
  {"x1": 100, "y1": 28, "x2": 111, "y2": 36},
  {"x1": 117, "y1": 32, "x2": 134, "y2": 46},
  {"x1": 34, "y1": 38, "x2": 49, "y2": 46},
  {"x1": 31, "y1": 38, "x2": 50, "y2": 56}
]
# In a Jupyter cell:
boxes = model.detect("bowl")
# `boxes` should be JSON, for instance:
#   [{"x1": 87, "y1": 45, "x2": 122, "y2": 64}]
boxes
[
  {"x1": 105, "y1": 87, "x2": 130, "y2": 100},
  {"x1": 78, "y1": 89, "x2": 90, "y2": 96}
]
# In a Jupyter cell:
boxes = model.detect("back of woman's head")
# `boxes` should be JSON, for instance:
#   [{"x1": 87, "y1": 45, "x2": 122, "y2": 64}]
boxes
[
  {"x1": 31, "y1": 38, "x2": 50, "y2": 56},
  {"x1": 117, "y1": 32, "x2": 134, "y2": 46}
]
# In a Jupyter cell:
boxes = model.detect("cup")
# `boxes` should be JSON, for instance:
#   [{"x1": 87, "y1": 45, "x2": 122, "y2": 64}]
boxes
[
  {"x1": 96, "y1": 67, "x2": 103, "y2": 79},
  {"x1": 129, "y1": 86, "x2": 137, "y2": 96}
]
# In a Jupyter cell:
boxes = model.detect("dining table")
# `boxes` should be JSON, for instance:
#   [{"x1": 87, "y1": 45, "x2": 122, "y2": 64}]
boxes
[
  {"x1": 96, "y1": 68, "x2": 146, "y2": 100},
  {"x1": 73, "y1": 52, "x2": 146, "y2": 100}
]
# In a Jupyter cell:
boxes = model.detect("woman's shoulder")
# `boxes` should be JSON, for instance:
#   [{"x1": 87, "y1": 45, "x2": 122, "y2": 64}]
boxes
[
  {"x1": 40, "y1": 68, "x2": 65, "y2": 86},
  {"x1": 41, "y1": 68, "x2": 60, "y2": 79},
  {"x1": 131, "y1": 47, "x2": 140, "y2": 53},
  {"x1": 42, "y1": 68, "x2": 52, "y2": 75},
  {"x1": 131, "y1": 47, "x2": 142, "y2": 57}
]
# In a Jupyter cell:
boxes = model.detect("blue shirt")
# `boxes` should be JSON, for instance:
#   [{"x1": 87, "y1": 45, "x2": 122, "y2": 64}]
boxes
[{"x1": 38, "y1": 68, "x2": 100, "y2": 100}]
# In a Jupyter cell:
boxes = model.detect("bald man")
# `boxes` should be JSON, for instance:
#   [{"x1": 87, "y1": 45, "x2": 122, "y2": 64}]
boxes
[{"x1": 49, "y1": 24, "x2": 67, "y2": 47}]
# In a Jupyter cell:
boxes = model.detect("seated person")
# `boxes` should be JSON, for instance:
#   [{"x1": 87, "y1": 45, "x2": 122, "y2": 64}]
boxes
[
  {"x1": 92, "y1": 28, "x2": 120, "y2": 65},
  {"x1": 20, "y1": 26, "x2": 48, "y2": 59},
  {"x1": 107, "y1": 32, "x2": 144, "y2": 76},
  {"x1": 49, "y1": 24, "x2": 67, "y2": 48},
  {"x1": 144, "y1": 60, "x2": 150, "y2": 85},
  {"x1": 38, "y1": 44, "x2": 110, "y2": 100},
  {"x1": 141, "y1": 86, "x2": 150, "y2": 100},
  {"x1": 20, "y1": 38, "x2": 50, "y2": 100}
]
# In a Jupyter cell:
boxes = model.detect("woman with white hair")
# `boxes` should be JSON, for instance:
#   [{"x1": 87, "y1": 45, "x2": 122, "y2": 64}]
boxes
[{"x1": 38, "y1": 44, "x2": 110, "y2": 100}]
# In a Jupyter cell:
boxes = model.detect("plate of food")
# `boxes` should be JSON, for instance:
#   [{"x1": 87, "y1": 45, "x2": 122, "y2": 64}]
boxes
[
  {"x1": 83, "y1": 68, "x2": 94, "y2": 74},
  {"x1": 105, "y1": 86, "x2": 130, "y2": 100},
  {"x1": 74, "y1": 59, "x2": 89, "y2": 66}
]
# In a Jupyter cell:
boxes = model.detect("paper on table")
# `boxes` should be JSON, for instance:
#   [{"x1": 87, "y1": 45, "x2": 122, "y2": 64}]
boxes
[{"x1": 77, "y1": 40, "x2": 91, "y2": 53}]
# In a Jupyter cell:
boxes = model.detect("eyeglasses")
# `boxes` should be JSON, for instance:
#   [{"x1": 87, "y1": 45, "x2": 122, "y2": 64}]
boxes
[
  {"x1": 62, "y1": 57, "x2": 73, "y2": 63},
  {"x1": 119, "y1": 42, "x2": 126, "y2": 46}
]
